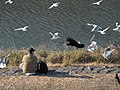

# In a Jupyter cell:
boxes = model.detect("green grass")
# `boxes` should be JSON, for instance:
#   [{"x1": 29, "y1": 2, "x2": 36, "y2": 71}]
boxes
[{"x1": 0, "y1": 44, "x2": 120, "y2": 67}]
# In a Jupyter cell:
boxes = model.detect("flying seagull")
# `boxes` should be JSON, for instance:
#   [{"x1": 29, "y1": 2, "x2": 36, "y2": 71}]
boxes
[
  {"x1": 65, "y1": 37, "x2": 85, "y2": 49},
  {"x1": 5, "y1": 0, "x2": 13, "y2": 4},
  {"x1": 87, "y1": 23, "x2": 102, "y2": 32},
  {"x1": 98, "y1": 26, "x2": 110, "y2": 34},
  {"x1": 92, "y1": 0, "x2": 103, "y2": 5},
  {"x1": 48, "y1": 2, "x2": 60, "y2": 9},
  {"x1": 14, "y1": 26, "x2": 29, "y2": 32},
  {"x1": 102, "y1": 46, "x2": 115, "y2": 60},
  {"x1": 115, "y1": 74, "x2": 120, "y2": 84},
  {"x1": 113, "y1": 22, "x2": 120, "y2": 32},
  {"x1": 90, "y1": 34, "x2": 95, "y2": 42},
  {"x1": 49, "y1": 32, "x2": 60, "y2": 40},
  {"x1": 87, "y1": 41, "x2": 98, "y2": 52},
  {"x1": 0, "y1": 53, "x2": 10, "y2": 68}
]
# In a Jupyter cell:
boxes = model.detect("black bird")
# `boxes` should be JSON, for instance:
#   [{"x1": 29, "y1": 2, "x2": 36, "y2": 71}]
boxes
[
  {"x1": 65, "y1": 38, "x2": 85, "y2": 49},
  {"x1": 115, "y1": 74, "x2": 120, "y2": 84}
]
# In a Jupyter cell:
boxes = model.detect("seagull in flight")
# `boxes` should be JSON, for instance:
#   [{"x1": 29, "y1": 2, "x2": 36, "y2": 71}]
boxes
[
  {"x1": 92, "y1": 0, "x2": 103, "y2": 5},
  {"x1": 87, "y1": 23, "x2": 102, "y2": 32},
  {"x1": 0, "y1": 53, "x2": 10, "y2": 68},
  {"x1": 87, "y1": 41, "x2": 98, "y2": 52},
  {"x1": 49, "y1": 32, "x2": 60, "y2": 40},
  {"x1": 14, "y1": 26, "x2": 29, "y2": 32},
  {"x1": 102, "y1": 46, "x2": 115, "y2": 60},
  {"x1": 87, "y1": 34, "x2": 98, "y2": 52},
  {"x1": 98, "y1": 26, "x2": 110, "y2": 34},
  {"x1": 90, "y1": 34, "x2": 95, "y2": 42},
  {"x1": 113, "y1": 22, "x2": 120, "y2": 32},
  {"x1": 48, "y1": 2, "x2": 60, "y2": 9},
  {"x1": 5, "y1": 0, "x2": 13, "y2": 4}
]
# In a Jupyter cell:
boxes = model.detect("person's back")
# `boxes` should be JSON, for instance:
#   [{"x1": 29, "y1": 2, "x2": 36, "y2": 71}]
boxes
[{"x1": 21, "y1": 48, "x2": 37, "y2": 75}]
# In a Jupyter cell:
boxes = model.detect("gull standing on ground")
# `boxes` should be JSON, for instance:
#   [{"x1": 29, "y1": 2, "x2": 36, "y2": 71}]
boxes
[
  {"x1": 14, "y1": 26, "x2": 29, "y2": 32},
  {"x1": 113, "y1": 22, "x2": 120, "y2": 32},
  {"x1": 87, "y1": 23, "x2": 102, "y2": 32},
  {"x1": 0, "y1": 53, "x2": 10, "y2": 68},
  {"x1": 102, "y1": 46, "x2": 115, "y2": 60},
  {"x1": 49, "y1": 32, "x2": 60, "y2": 40},
  {"x1": 5, "y1": 0, "x2": 13, "y2": 4},
  {"x1": 48, "y1": 2, "x2": 60, "y2": 9},
  {"x1": 98, "y1": 26, "x2": 110, "y2": 35},
  {"x1": 92, "y1": 0, "x2": 103, "y2": 5}
]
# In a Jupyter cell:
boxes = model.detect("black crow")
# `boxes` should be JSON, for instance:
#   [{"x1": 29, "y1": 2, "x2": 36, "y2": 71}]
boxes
[
  {"x1": 65, "y1": 38, "x2": 85, "y2": 49},
  {"x1": 115, "y1": 74, "x2": 120, "y2": 84}
]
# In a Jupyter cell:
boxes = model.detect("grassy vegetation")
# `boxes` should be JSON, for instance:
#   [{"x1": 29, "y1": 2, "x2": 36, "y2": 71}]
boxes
[{"x1": 0, "y1": 44, "x2": 120, "y2": 67}]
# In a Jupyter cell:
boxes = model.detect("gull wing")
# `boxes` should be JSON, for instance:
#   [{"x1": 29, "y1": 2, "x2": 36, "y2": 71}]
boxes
[
  {"x1": 14, "y1": 28, "x2": 22, "y2": 31},
  {"x1": 48, "y1": 4, "x2": 54, "y2": 9},
  {"x1": 90, "y1": 34, "x2": 95, "y2": 41},
  {"x1": 102, "y1": 26, "x2": 110, "y2": 32},
  {"x1": 105, "y1": 49, "x2": 115, "y2": 57},
  {"x1": 87, "y1": 23, "x2": 97, "y2": 27},
  {"x1": 49, "y1": 32, "x2": 54, "y2": 37},
  {"x1": 116, "y1": 22, "x2": 118, "y2": 27},
  {"x1": 54, "y1": 32, "x2": 59, "y2": 36},
  {"x1": 24, "y1": 26, "x2": 29, "y2": 29}
]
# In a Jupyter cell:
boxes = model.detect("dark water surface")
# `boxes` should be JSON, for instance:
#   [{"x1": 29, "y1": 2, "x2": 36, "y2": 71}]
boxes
[{"x1": 0, "y1": 0, "x2": 120, "y2": 50}]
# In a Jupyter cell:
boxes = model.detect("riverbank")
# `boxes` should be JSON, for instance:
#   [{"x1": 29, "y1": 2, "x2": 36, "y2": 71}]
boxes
[{"x1": 0, "y1": 73, "x2": 120, "y2": 90}]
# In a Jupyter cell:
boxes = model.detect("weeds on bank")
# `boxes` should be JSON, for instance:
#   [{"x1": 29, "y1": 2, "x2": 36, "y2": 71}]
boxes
[{"x1": 0, "y1": 44, "x2": 119, "y2": 67}]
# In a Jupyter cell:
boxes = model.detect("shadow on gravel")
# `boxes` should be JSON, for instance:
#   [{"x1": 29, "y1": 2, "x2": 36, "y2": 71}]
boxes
[{"x1": 35, "y1": 70, "x2": 93, "y2": 79}]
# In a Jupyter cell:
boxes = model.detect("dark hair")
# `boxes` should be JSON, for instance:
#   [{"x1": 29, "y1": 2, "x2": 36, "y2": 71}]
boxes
[{"x1": 28, "y1": 48, "x2": 36, "y2": 53}]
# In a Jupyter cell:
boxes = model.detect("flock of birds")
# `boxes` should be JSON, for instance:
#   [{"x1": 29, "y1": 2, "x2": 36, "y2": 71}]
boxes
[{"x1": 0, "y1": 0, "x2": 120, "y2": 83}]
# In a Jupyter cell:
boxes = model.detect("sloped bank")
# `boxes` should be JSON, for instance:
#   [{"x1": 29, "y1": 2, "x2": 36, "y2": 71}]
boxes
[{"x1": 0, "y1": 65, "x2": 120, "y2": 76}]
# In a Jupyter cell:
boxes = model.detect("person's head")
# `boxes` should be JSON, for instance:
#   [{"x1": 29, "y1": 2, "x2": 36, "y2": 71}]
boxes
[{"x1": 28, "y1": 47, "x2": 36, "y2": 55}]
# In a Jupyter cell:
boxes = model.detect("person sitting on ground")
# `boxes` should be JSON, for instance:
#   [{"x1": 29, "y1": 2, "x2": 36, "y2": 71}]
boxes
[{"x1": 20, "y1": 47, "x2": 37, "y2": 76}]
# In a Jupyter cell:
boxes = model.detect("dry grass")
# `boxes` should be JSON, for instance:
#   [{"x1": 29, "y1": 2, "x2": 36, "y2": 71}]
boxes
[
  {"x1": 0, "y1": 44, "x2": 119, "y2": 67},
  {"x1": 0, "y1": 74, "x2": 120, "y2": 90}
]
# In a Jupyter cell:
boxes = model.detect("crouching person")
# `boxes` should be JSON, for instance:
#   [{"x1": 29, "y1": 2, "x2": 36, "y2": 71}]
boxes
[{"x1": 20, "y1": 47, "x2": 37, "y2": 76}]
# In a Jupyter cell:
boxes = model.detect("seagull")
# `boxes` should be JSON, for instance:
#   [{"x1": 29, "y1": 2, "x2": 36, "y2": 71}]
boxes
[
  {"x1": 102, "y1": 46, "x2": 115, "y2": 60},
  {"x1": 87, "y1": 23, "x2": 102, "y2": 32},
  {"x1": 87, "y1": 41, "x2": 98, "y2": 52},
  {"x1": 115, "y1": 74, "x2": 120, "y2": 84},
  {"x1": 65, "y1": 38, "x2": 85, "y2": 49},
  {"x1": 113, "y1": 22, "x2": 120, "y2": 32},
  {"x1": 92, "y1": 0, "x2": 103, "y2": 5},
  {"x1": 48, "y1": 2, "x2": 60, "y2": 9},
  {"x1": 49, "y1": 32, "x2": 60, "y2": 40},
  {"x1": 0, "y1": 53, "x2": 10, "y2": 68},
  {"x1": 5, "y1": 0, "x2": 13, "y2": 4},
  {"x1": 14, "y1": 26, "x2": 29, "y2": 32},
  {"x1": 98, "y1": 26, "x2": 110, "y2": 34},
  {"x1": 90, "y1": 34, "x2": 95, "y2": 42}
]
